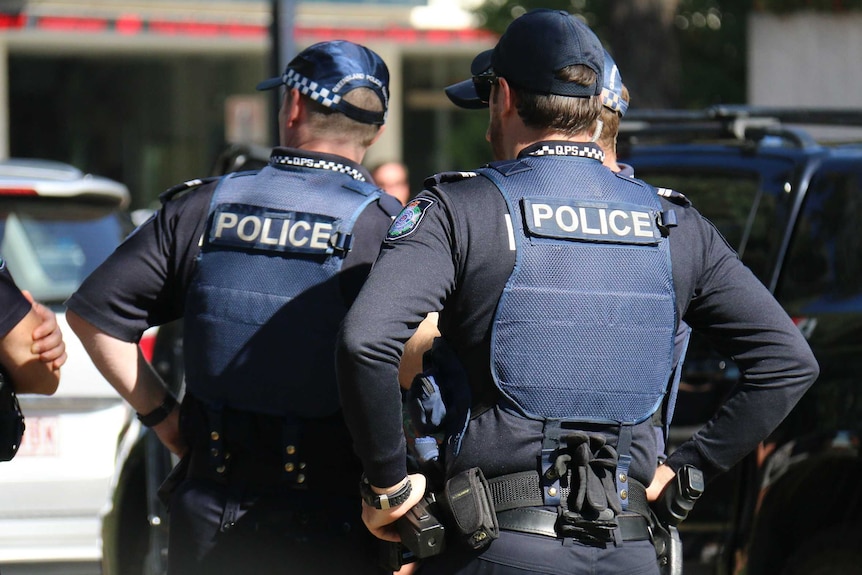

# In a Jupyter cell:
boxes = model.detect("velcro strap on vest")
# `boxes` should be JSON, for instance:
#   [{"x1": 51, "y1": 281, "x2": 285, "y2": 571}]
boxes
[{"x1": 488, "y1": 471, "x2": 650, "y2": 518}]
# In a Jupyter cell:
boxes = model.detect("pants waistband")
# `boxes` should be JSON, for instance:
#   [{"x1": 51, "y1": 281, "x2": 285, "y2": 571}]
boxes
[
  {"x1": 497, "y1": 508, "x2": 652, "y2": 543},
  {"x1": 186, "y1": 447, "x2": 308, "y2": 491}
]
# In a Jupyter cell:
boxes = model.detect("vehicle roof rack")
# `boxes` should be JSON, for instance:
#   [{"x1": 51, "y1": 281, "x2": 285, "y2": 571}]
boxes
[{"x1": 619, "y1": 105, "x2": 862, "y2": 148}]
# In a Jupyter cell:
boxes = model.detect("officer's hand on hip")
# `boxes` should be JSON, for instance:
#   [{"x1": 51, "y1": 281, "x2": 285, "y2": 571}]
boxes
[
  {"x1": 153, "y1": 408, "x2": 188, "y2": 457},
  {"x1": 646, "y1": 463, "x2": 676, "y2": 501},
  {"x1": 362, "y1": 473, "x2": 427, "y2": 542}
]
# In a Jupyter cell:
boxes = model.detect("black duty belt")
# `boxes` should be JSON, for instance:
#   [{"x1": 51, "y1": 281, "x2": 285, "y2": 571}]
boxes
[
  {"x1": 487, "y1": 470, "x2": 650, "y2": 516},
  {"x1": 497, "y1": 508, "x2": 652, "y2": 542},
  {"x1": 486, "y1": 470, "x2": 652, "y2": 544}
]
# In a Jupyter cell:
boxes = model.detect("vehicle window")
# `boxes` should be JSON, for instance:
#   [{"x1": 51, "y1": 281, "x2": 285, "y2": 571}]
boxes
[
  {"x1": 779, "y1": 169, "x2": 862, "y2": 309},
  {"x1": 776, "y1": 165, "x2": 862, "y2": 436},
  {"x1": 630, "y1": 170, "x2": 779, "y2": 282},
  {"x1": 0, "y1": 198, "x2": 125, "y2": 303}
]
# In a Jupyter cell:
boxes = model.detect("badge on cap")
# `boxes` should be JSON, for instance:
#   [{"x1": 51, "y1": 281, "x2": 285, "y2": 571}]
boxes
[{"x1": 386, "y1": 198, "x2": 435, "y2": 241}]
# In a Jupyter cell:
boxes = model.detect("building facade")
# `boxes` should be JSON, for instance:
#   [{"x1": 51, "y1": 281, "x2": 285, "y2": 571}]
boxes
[{"x1": 0, "y1": 0, "x2": 496, "y2": 206}]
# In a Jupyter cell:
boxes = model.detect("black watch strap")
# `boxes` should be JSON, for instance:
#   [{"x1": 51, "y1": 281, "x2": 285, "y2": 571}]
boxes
[
  {"x1": 360, "y1": 475, "x2": 412, "y2": 510},
  {"x1": 136, "y1": 394, "x2": 178, "y2": 427}
]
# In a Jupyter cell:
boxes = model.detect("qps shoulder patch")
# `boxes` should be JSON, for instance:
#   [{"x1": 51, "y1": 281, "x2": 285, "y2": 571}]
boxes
[
  {"x1": 386, "y1": 198, "x2": 435, "y2": 241},
  {"x1": 206, "y1": 203, "x2": 336, "y2": 255}
]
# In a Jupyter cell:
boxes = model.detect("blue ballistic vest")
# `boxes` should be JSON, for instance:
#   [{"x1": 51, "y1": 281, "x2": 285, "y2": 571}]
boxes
[
  {"x1": 183, "y1": 163, "x2": 383, "y2": 418},
  {"x1": 479, "y1": 156, "x2": 677, "y2": 425}
]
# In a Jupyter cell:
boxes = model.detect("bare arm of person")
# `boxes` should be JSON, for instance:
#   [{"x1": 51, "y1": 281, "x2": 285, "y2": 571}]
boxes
[
  {"x1": 66, "y1": 310, "x2": 186, "y2": 456},
  {"x1": 0, "y1": 302, "x2": 62, "y2": 395},
  {"x1": 397, "y1": 312, "x2": 440, "y2": 390},
  {"x1": 22, "y1": 291, "x2": 67, "y2": 372}
]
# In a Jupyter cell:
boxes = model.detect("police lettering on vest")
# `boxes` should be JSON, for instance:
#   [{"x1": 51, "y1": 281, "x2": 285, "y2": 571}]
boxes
[
  {"x1": 207, "y1": 203, "x2": 336, "y2": 255},
  {"x1": 522, "y1": 197, "x2": 660, "y2": 245}
]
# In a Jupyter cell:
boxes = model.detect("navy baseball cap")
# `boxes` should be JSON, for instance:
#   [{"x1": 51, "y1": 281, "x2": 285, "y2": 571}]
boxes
[
  {"x1": 257, "y1": 40, "x2": 390, "y2": 125},
  {"x1": 601, "y1": 50, "x2": 628, "y2": 116},
  {"x1": 445, "y1": 9, "x2": 604, "y2": 109}
]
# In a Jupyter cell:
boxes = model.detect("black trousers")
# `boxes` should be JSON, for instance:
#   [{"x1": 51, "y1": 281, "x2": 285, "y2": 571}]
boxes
[
  {"x1": 415, "y1": 530, "x2": 660, "y2": 575},
  {"x1": 167, "y1": 478, "x2": 387, "y2": 575}
]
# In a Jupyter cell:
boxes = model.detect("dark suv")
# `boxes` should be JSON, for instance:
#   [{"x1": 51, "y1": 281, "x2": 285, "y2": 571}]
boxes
[{"x1": 619, "y1": 106, "x2": 862, "y2": 575}]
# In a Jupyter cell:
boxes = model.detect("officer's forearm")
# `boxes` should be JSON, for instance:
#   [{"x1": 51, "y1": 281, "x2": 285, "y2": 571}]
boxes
[{"x1": 66, "y1": 310, "x2": 171, "y2": 415}]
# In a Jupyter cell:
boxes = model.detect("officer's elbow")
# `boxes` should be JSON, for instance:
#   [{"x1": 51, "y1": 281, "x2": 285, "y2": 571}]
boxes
[{"x1": 65, "y1": 310, "x2": 96, "y2": 343}]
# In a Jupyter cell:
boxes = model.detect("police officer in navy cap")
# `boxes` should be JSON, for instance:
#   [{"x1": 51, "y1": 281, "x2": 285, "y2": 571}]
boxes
[
  {"x1": 336, "y1": 10, "x2": 818, "y2": 574},
  {"x1": 66, "y1": 40, "x2": 402, "y2": 574}
]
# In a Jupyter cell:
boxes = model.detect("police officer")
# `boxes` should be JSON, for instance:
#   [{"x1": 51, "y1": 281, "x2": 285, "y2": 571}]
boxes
[
  {"x1": 336, "y1": 10, "x2": 818, "y2": 575},
  {"x1": 66, "y1": 40, "x2": 402, "y2": 574},
  {"x1": 0, "y1": 255, "x2": 65, "y2": 396}
]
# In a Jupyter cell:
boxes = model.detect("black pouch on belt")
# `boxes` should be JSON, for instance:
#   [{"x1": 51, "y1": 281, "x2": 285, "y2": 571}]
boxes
[{"x1": 440, "y1": 467, "x2": 499, "y2": 550}]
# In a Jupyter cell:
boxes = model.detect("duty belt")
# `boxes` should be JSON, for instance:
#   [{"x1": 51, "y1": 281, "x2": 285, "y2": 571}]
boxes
[
  {"x1": 486, "y1": 470, "x2": 652, "y2": 544},
  {"x1": 496, "y1": 509, "x2": 651, "y2": 544}
]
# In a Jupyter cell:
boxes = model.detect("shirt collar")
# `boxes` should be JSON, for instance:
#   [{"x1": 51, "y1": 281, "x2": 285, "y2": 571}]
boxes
[
  {"x1": 518, "y1": 141, "x2": 605, "y2": 163},
  {"x1": 268, "y1": 147, "x2": 373, "y2": 182}
]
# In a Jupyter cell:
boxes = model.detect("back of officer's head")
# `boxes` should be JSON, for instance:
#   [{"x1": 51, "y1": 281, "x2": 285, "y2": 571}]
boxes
[
  {"x1": 257, "y1": 40, "x2": 390, "y2": 146},
  {"x1": 446, "y1": 10, "x2": 604, "y2": 137}
]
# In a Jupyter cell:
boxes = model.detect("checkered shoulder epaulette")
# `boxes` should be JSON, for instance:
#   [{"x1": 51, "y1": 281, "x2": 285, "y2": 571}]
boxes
[
  {"x1": 159, "y1": 176, "x2": 221, "y2": 204},
  {"x1": 656, "y1": 187, "x2": 691, "y2": 207}
]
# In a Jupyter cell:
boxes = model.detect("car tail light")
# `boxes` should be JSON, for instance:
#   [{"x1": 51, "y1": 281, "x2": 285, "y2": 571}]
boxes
[
  {"x1": 0, "y1": 187, "x2": 38, "y2": 196},
  {"x1": 139, "y1": 327, "x2": 158, "y2": 362}
]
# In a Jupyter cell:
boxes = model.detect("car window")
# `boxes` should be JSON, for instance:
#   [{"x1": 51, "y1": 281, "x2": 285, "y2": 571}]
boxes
[
  {"x1": 774, "y1": 163, "x2": 862, "y2": 437},
  {"x1": 0, "y1": 197, "x2": 125, "y2": 303},
  {"x1": 631, "y1": 169, "x2": 780, "y2": 283},
  {"x1": 779, "y1": 167, "x2": 862, "y2": 310}
]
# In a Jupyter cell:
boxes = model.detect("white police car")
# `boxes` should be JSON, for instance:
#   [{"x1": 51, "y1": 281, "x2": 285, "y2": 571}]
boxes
[{"x1": 0, "y1": 159, "x2": 154, "y2": 571}]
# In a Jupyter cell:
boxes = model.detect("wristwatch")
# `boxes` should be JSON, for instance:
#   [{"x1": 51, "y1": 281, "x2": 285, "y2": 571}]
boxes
[
  {"x1": 359, "y1": 474, "x2": 412, "y2": 510},
  {"x1": 136, "y1": 394, "x2": 178, "y2": 428}
]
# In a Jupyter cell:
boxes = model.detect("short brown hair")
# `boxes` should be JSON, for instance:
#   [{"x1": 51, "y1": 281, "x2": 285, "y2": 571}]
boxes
[
  {"x1": 510, "y1": 65, "x2": 603, "y2": 137},
  {"x1": 302, "y1": 87, "x2": 384, "y2": 147}
]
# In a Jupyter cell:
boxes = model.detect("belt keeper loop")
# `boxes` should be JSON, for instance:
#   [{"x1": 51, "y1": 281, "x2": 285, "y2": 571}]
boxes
[{"x1": 541, "y1": 447, "x2": 562, "y2": 506}]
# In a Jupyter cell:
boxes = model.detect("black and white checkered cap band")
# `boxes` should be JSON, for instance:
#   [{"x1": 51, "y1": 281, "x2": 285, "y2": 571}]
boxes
[
  {"x1": 284, "y1": 69, "x2": 342, "y2": 110},
  {"x1": 527, "y1": 144, "x2": 606, "y2": 163},
  {"x1": 270, "y1": 154, "x2": 367, "y2": 182},
  {"x1": 601, "y1": 89, "x2": 625, "y2": 114}
]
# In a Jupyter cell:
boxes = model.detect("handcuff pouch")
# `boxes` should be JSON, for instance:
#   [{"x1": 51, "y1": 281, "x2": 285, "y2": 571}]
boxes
[{"x1": 440, "y1": 467, "x2": 499, "y2": 550}]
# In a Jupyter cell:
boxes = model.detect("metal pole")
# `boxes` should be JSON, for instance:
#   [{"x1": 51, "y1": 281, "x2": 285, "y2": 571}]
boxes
[{"x1": 271, "y1": 0, "x2": 296, "y2": 145}]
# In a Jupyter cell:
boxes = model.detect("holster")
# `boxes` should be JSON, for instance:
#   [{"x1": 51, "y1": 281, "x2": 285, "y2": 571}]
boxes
[
  {"x1": 439, "y1": 467, "x2": 499, "y2": 550},
  {"x1": 650, "y1": 519, "x2": 683, "y2": 575},
  {"x1": 0, "y1": 372, "x2": 25, "y2": 462}
]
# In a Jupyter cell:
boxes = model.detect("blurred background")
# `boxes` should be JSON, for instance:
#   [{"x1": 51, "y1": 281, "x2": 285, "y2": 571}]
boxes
[{"x1": 0, "y1": 0, "x2": 859, "y2": 207}]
